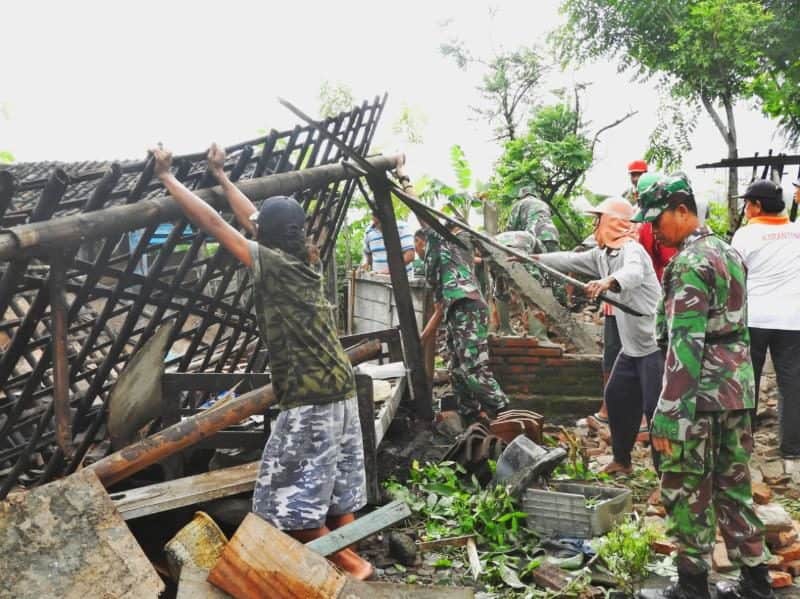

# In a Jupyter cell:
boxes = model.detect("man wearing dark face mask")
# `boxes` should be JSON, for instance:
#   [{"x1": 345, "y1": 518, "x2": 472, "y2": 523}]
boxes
[
  {"x1": 152, "y1": 143, "x2": 372, "y2": 580},
  {"x1": 535, "y1": 198, "x2": 663, "y2": 476}
]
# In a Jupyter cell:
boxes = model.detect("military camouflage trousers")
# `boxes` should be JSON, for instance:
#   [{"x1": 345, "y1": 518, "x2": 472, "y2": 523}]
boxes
[
  {"x1": 445, "y1": 299, "x2": 509, "y2": 418},
  {"x1": 252, "y1": 395, "x2": 366, "y2": 530},
  {"x1": 660, "y1": 410, "x2": 769, "y2": 575}
]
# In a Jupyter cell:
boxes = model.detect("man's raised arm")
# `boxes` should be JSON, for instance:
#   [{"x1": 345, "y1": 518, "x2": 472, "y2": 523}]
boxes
[{"x1": 152, "y1": 146, "x2": 252, "y2": 267}]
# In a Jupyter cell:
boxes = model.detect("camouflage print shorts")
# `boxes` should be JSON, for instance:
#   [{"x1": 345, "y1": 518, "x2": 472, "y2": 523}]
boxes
[{"x1": 252, "y1": 395, "x2": 367, "y2": 530}]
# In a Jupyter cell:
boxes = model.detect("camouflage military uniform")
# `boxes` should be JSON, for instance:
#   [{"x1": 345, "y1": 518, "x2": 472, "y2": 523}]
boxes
[
  {"x1": 653, "y1": 227, "x2": 768, "y2": 575},
  {"x1": 506, "y1": 191, "x2": 567, "y2": 305},
  {"x1": 425, "y1": 228, "x2": 508, "y2": 418},
  {"x1": 248, "y1": 241, "x2": 366, "y2": 530},
  {"x1": 506, "y1": 194, "x2": 560, "y2": 253}
]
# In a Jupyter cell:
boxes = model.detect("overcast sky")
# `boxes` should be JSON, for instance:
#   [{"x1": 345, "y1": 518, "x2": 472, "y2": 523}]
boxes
[{"x1": 2, "y1": 0, "x2": 795, "y2": 201}]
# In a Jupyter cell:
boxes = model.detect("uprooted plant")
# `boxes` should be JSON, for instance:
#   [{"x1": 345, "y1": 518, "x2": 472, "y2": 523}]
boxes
[
  {"x1": 385, "y1": 460, "x2": 596, "y2": 596},
  {"x1": 595, "y1": 517, "x2": 661, "y2": 595}
]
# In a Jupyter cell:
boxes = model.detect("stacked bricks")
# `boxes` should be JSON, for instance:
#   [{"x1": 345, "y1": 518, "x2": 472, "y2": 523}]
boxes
[{"x1": 488, "y1": 336, "x2": 603, "y2": 398}]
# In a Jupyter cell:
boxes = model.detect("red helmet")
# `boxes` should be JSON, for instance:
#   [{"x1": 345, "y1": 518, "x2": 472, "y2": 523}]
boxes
[{"x1": 627, "y1": 160, "x2": 648, "y2": 174}]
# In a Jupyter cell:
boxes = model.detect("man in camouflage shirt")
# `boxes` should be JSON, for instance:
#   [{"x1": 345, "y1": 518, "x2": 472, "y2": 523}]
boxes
[
  {"x1": 506, "y1": 186, "x2": 560, "y2": 253},
  {"x1": 634, "y1": 174, "x2": 773, "y2": 599},
  {"x1": 420, "y1": 220, "x2": 509, "y2": 420},
  {"x1": 153, "y1": 144, "x2": 372, "y2": 580}
]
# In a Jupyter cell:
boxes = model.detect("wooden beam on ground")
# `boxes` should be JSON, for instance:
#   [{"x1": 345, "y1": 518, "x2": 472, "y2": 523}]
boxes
[
  {"x1": 177, "y1": 565, "x2": 233, "y2": 599},
  {"x1": 89, "y1": 339, "x2": 381, "y2": 487},
  {"x1": 370, "y1": 178, "x2": 433, "y2": 421},
  {"x1": 306, "y1": 500, "x2": 411, "y2": 557},
  {"x1": 112, "y1": 461, "x2": 260, "y2": 520},
  {"x1": 0, "y1": 469, "x2": 164, "y2": 599}
]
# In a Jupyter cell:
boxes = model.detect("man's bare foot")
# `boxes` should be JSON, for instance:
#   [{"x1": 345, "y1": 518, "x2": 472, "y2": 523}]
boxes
[
  {"x1": 600, "y1": 461, "x2": 632, "y2": 476},
  {"x1": 329, "y1": 548, "x2": 374, "y2": 580},
  {"x1": 647, "y1": 488, "x2": 661, "y2": 505}
]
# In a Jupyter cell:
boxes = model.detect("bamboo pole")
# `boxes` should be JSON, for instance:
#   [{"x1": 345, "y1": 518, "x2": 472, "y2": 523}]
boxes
[
  {"x1": 0, "y1": 155, "x2": 401, "y2": 261},
  {"x1": 88, "y1": 339, "x2": 382, "y2": 487}
]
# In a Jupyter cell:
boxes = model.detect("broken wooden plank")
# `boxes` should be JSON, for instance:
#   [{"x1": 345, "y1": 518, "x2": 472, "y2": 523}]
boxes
[
  {"x1": 112, "y1": 460, "x2": 260, "y2": 520},
  {"x1": 208, "y1": 513, "x2": 347, "y2": 599},
  {"x1": 306, "y1": 500, "x2": 412, "y2": 557},
  {"x1": 339, "y1": 580, "x2": 474, "y2": 598},
  {"x1": 89, "y1": 339, "x2": 381, "y2": 487},
  {"x1": 0, "y1": 469, "x2": 164, "y2": 599},
  {"x1": 375, "y1": 375, "x2": 405, "y2": 447}
]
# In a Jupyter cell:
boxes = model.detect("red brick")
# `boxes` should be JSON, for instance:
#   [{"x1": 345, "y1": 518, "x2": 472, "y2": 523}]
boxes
[
  {"x1": 651, "y1": 540, "x2": 677, "y2": 555},
  {"x1": 766, "y1": 529, "x2": 798, "y2": 550},
  {"x1": 774, "y1": 542, "x2": 800, "y2": 562},
  {"x1": 752, "y1": 482, "x2": 773, "y2": 505},
  {"x1": 770, "y1": 571, "x2": 792, "y2": 589}
]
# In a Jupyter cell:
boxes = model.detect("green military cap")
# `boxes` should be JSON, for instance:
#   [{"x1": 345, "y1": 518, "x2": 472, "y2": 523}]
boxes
[
  {"x1": 632, "y1": 172, "x2": 693, "y2": 223},
  {"x1": 517, "y1": 186, "x2": 535, "y2": 199}
]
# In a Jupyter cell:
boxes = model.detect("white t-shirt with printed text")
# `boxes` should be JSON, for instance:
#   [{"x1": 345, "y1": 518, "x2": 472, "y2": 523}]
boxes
[{"x1": 731, "y1": 218, "x2": 800, "y2": 330}]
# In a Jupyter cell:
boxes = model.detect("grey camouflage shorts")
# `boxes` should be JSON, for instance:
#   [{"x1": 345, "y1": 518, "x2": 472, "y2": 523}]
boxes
[{"x1": 252, "y1": 395, "x2": 367, "y2": 530}]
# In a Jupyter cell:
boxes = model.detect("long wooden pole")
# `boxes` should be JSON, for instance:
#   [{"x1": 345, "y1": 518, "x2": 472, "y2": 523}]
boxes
[
  {"x1": 89, "y1": 339, "x2": 382, "y2": 487},
  {"x1": 0, "y1": 156, "x2": 401, "y2": 261}
]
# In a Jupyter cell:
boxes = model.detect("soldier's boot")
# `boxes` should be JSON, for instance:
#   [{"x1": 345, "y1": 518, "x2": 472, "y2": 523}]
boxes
[
  {"x1": 638, "y1": 569, "x2": 710, "y2": 599},
  {"x1": 496, "y1": 300, "x2": 513, "y2": 336},
  {"x1": 715, "y1": 564, "x2": 776, "y2": 599}
]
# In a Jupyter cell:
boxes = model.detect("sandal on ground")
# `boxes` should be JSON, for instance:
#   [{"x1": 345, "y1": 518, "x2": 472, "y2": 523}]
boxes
[
  {"x1": 586, "y1": 413, "x2": 609, "y2": 431},
  {"x1": 599, "y1": 461, "x2": 633, "y2": 476}
]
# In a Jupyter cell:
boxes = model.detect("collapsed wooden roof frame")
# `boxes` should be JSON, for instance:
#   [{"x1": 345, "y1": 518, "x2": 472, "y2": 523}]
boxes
[{"x1": 0, "y1": 96, "x2": 392, "y2": 498}]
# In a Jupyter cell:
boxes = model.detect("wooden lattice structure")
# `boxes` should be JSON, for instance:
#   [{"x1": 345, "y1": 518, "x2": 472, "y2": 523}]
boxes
[{"x1": 0, "y1": 96, "x2": 388, "y2": 497}]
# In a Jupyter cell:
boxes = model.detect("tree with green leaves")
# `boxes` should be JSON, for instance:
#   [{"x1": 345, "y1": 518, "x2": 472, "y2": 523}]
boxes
[
  {"x1": 750, "y1": 1, "x2": 800, "y2": 146},
  {"x1": 441, "y1": 40, "x2": 545, "y2": 141},
  {"x1": 418, "y1": 144, "x2": 486, "y2": 224},
  {"x1": 489, "y1": 91, "x2": 634, "y2": 246},
  {"x1": 557, "y1": 0, "x2": 774, "y2": 227}
]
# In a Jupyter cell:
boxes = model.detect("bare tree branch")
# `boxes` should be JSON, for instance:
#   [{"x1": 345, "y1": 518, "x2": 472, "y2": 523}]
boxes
[{"x1": 590, "y1": 110, "x2": 639, "y2": 151}]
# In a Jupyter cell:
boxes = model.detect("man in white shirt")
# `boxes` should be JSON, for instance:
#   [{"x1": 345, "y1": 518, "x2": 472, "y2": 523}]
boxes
[{"x1": 731, "y1": 179, "x2": 800, "y2": 463}]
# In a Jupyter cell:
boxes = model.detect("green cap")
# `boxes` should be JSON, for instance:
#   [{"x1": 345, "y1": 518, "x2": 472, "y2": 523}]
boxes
[{"x1": 632, "y1": 173, "x2": 693, "y2": 223}]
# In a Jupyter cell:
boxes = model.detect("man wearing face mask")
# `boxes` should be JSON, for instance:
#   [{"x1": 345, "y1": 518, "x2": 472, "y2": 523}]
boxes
[{"x1": 534, "y1": 198, "x2": 663, "y2": 476}]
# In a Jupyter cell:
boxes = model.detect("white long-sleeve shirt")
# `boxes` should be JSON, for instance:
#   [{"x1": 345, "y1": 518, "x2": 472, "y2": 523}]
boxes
[{"x1": 538, "y1": 241, "x2": 662, "y2": 357}]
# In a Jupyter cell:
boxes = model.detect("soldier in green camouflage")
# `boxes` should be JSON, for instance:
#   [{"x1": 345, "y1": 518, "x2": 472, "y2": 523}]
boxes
[
  {"x1": 634, "y1": 174, "x2": 773, "y2": 599},
  {"x1": 420, "y1": 221, "x2": 509, "y2": 420},
  {"x1": 506, "y1": 187, "x2": 568, "y2": 306},
  {"x1": 506, "y1": 186, "x2": 560, "y2": 253}
]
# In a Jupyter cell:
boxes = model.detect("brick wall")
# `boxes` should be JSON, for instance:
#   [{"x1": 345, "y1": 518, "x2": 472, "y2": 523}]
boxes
[{"x1": 488, "y1": 336, "x2": 603, "y2": 398}]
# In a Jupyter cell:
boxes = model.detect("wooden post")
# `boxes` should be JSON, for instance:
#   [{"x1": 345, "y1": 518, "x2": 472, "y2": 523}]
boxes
[
  {"x1": 369, "y1": 178, "x2": 432, "y2": 421},
  {"x1": 48, "y1": 255, "x2": 72, "y2": 458},
  {"x1": 355, "y1": 374, "x2": 379, "y2": 504}
]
